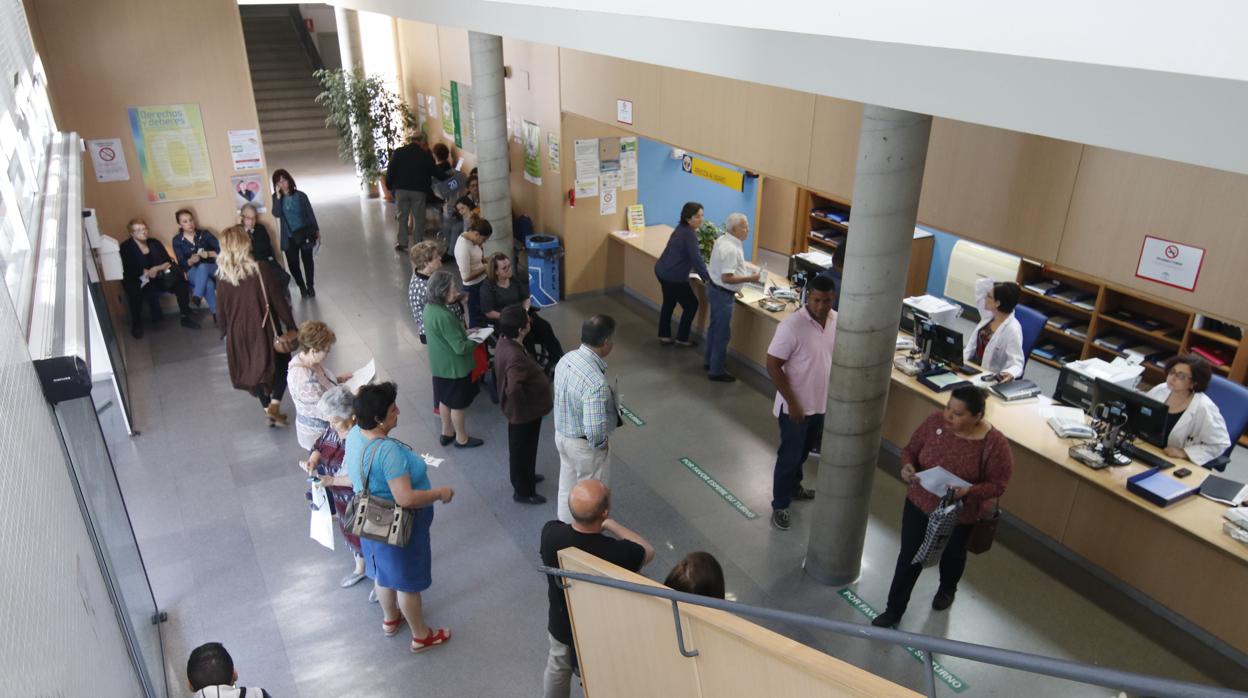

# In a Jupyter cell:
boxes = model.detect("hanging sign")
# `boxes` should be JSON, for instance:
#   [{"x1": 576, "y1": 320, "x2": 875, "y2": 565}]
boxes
[
  {"x1": 682, "y1": 154, "x2": 744, "y2": 191},
  {"x1": 1135, "y1": 235, "x2": 1205, "y2": 292},
  {"x1": 441, "y1": 87, "x2": 456, "y2": 141}
]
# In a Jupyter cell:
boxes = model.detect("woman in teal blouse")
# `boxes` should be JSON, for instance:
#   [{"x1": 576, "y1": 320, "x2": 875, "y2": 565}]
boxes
[{"x1": 423, "y1": 270, "x2": 484, "y2": 448}]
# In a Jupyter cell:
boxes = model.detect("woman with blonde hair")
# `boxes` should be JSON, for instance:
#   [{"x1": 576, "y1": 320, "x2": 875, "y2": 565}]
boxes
[
  {"x1": 289, "y1": 320, "x2": 354, "y2": 449},
  {"x1": 216, "y1": 225, "x2": 298, "y2": 427}
]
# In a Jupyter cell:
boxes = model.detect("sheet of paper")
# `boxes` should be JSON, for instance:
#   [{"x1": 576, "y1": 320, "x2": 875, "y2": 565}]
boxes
[
  {"x1": 309, "y1": 484, "x2": 335, "y2": 550},
  {"x1": 612, "y1": 229, "x2": 639, "y2": 239},
  {"x1": 600, "y1": 187, "x2": 618, "y2": 215},
  {"x1": 468, "y1": 327, "x2": 495, "y2": 344},
  {"x1": 916, "y1": 466, "x2": 972, "y2": 496},
  {"x1": 1037, "y1": 405, "x2": 1085, "y2": 421},
  {"x1": 421, "y1": 453, "x2": 445, "y2": 468},
  {"x1": 575, "y1": 176, "x2": 598, "y2": 198},
  {"x1": 343, "y1": 358, "x2": 375, "y2": 392}
]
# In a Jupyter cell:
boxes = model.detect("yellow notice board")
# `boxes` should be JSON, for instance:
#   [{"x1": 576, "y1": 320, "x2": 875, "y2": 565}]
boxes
[
  {"x1": 682, "y1": 154, "x2": 744, "y2": 191},
  {"x1": 128, "y1": 104, "x2": 216, "y2": 202}
]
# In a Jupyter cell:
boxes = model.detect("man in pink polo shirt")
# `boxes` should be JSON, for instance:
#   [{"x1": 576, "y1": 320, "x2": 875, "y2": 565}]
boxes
[{"x1": 765, "y1": 274, "x2": 837, "y2": 531}]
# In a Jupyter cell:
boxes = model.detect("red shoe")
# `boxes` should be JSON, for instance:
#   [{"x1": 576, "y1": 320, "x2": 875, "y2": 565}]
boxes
[
  {"x1": 411, "y1": 627, "x2": 451, "y2": 653},
  {"x1": 382, "y1": 612, "x2": 405, "y2": 637}
]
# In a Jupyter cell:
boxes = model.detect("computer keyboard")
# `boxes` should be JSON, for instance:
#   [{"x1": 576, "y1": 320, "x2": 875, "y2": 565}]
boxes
[{"x1": 1120, "y1": 442, "x2": 1175, "y2": 470}]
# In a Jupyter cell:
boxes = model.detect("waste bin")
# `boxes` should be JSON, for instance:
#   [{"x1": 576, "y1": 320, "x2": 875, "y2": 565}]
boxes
[{"x1": 526, "y1": 234, "x2": 563, "y2": 306}]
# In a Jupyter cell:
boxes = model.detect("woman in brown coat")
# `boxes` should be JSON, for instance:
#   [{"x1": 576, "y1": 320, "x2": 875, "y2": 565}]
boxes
[
  {"x1": 493, "y1": 304, "x2": 554, "y2": 504},
  {"x1": 216, "y1": 225, "x2": 297, "y2": 427}
]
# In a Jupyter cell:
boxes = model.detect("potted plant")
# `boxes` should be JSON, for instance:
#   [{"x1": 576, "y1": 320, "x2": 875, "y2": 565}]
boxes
[
  {"x1": 315, "y1": 67, "x2": 415, "y2": 197},
  {"x1": 697, "y1": 220, "x2": 722, "y2": 264}
]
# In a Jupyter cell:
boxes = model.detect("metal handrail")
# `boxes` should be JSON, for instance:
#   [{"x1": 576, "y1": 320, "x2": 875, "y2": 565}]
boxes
[
  {"x1": 287, "y1": 6, "x2": 324, "y2": 72},
  {"x1": 539, "y1": 564, "x2": 1245, "y2": 698}
]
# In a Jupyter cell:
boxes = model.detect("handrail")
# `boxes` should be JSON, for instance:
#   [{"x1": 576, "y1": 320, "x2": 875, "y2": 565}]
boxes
[
  {"x1": 287, "y1": 6, "x2": 324, "y2": 72},
  {"x1": 539, "y1": 564, "x2": 1245, "y2": 698}
]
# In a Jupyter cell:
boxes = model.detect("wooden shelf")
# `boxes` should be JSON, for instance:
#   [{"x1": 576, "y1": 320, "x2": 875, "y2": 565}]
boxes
[
  {"x1": 809, "y1": 213, "x2": 848, "y2": 230},
  {"x1": 807, "y1": 233, "x2": 842, "y2": 249},
  {"x1": 1041, "y1": 325, "x2": 1088, "y2": 344},
  {"x1": 1021, "y1": 288, "x2": 1093, "y2": 316},
  {"x1": 1095, "y1": 314, "x2": 1183, "y2": 348},
  {"x1": 1031, "y1": 355, "x2": 1065, "y2": 370},
  {"x1": 1190, "y1": 327, "x2": 1240, "y2": 348}
]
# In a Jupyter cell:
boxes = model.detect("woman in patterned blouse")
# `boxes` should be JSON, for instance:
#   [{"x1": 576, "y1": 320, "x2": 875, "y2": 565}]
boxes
[
  {"x1": 872, "y1": 385, "x2": 1013, "y2": 629},
  {"x1": 408, "y1": 241, "x2": 467, "y2": 343},
  {"x1": 288, "y1": 321, "x2": 352, "y2": 450}
]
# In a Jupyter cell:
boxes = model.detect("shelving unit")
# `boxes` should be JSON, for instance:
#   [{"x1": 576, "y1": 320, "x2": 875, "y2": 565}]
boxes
[
  {"x1": 1017, "y1": 260, "x2": 1248, "y2": 446},
  {"x1": 791, "y1": 188, "x2": 933, "y2": 297}
]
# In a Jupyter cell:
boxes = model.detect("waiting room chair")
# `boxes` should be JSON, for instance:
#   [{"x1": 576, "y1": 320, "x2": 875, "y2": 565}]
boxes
[{"x1": 1014, "y1": 304, "x2": 1047, "y2": 369}]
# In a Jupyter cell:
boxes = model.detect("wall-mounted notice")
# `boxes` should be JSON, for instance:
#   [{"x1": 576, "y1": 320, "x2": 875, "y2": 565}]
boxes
[
  {"x1": 128, "y1": 103, "x2": 215, "y2": 202},
  {"x1": 575, "y1": 176, "x2": 598, "y2": 199},
  {"x1": 627, "y1": 204, "x2": 645, "y2": 233},
  {"x1": 441, "y1": 88, "x2": 455, "y2": 140},
  {"x1": 228, "y1": 129, "x2": 263, "y2": 171},
  {"x1": 616, "y1": 99, "x2": 633, "y2": 125},
  {"x1": 574, "y1": 138, "x2": 599, "y2": 194},
  {"x1": 600, "y1": 187, "x2": 618, "y2": 215},
  {"x1": 522, "y1": 120, "x2": 542, "y2": 185},
  {"x1": 599, "y1": 137, "x2": 621, "y2": 173},
  {"x1": 620, "y1": 136, "x2": 638, "y2": 190},
  {"x1": 86, "y1": 138, "x2": 129, "y2": 182},
  {"x1": 547, "y1": 133, "x2": 560, "y2": 173},
  {"x1": 230, "y1": 174, "x2": 266, "y2": 213},
  {"x1": 1135, "y1": 235, "x2": 1205, "y2": 292},
  {"x1": 456, "y1": 82, "x2": 476, "y2": 153}
]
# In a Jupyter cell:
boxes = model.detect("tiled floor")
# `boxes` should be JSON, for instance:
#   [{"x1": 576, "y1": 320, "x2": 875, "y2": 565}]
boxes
[{"x1": 103, "y1": 147, "x2": 1244, "y2": 697}]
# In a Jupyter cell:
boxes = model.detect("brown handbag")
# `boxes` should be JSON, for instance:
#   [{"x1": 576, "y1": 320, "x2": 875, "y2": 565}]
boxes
[
  {"x1": 967, "y1": 428, "x2": 1000, "y2": 555},
  {"x1": 257, "y1": 268, "x2": 299, "y2": 353}
]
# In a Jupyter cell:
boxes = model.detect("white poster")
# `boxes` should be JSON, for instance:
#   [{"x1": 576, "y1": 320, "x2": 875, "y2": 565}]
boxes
[
  {"x1": 599, "y1": 171, "x2": 622, "y2": 190},
  {"x1": 620, "y1": 136, "x2": 638, "y2": 190},
  {"x1": 86, "y1": 138, "x2": 129, "y2": 182},
  {"x1": 621, "y1": 168, "x2": 638, "y2": 191},
  {"x1": 228, "y1": 129, "x2": 263, "y2": 171},
  {"x1": 574, "y1": 138, "x2": 599, "y2": 184},
  {"x1": 547, "y1": 133, "x2": 560, "y2": 173},
  {"x1": 575, "y1": 176, "x2": 599, "y2": 199},
  {"x1": 1135, "y1": 236, "x2": 1205, "y2": 292},
  {"x1": 600, "y1": 187, "x2": 618, "y2": 215}
]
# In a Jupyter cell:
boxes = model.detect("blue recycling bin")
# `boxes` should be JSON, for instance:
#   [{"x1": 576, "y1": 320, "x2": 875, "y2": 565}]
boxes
[{"x1": 526, "y1": 234, "x2": 562, "y2": 306}]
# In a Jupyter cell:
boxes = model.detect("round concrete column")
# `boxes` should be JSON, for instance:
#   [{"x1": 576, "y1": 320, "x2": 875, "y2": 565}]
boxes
[
  {"x1": 468, "y1": 31, "x2": 514, "y2": 258},
  {"x1": 804, "y1": 105, "x2": 933, "y2": 586}
]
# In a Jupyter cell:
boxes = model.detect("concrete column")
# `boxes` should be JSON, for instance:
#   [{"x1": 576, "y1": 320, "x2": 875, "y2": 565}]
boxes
[
  {"x1": 804, "y1": 105, "x2": 933, "y2": 586},
  {"x1": 468, "y1": 31, "x2": 514, "y2": 257},
  {"x1": 334, "y1": 7, "x2": 363, "y2": 72}
]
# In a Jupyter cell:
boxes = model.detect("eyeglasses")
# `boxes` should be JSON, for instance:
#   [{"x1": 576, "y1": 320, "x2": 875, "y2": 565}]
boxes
[{"x1": 1168, "y1": 370, "x2": 1193, "y2": 380}]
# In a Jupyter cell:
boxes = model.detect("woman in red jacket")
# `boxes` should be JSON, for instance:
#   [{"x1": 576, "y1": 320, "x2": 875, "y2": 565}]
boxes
[{"x1": 872, "y1": 385, "x2": 1013, "y2": 628}]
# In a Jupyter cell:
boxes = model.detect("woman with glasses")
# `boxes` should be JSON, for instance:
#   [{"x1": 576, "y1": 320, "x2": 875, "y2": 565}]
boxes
[{"x1": 1145, "y1": 354, "x2": 1232, "y2": 467}]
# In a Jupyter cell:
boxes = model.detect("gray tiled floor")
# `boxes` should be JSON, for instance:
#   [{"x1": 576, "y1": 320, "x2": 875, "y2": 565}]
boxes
[{"x1": 103, "y1": 147, "x2": 1244, "y2": 697}]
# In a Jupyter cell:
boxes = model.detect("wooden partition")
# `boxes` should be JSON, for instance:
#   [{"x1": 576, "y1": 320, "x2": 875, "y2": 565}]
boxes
[{"x1": 558, "y1": 548, "x2": 919, "y2": 697}]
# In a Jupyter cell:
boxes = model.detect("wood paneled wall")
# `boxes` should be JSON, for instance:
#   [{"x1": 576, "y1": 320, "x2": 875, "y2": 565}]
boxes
[
  {"x1": 394, "y1": 21, "x2": 478, "y2": 173},
  {"x1": 757, "y1": 177, "x2": 799, "y2": 255},
  {"x1": 502, "y1": 38, "x2": 563, "y2": 236}
]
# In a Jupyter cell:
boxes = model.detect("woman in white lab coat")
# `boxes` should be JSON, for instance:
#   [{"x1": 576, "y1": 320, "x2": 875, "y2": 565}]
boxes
[
  {"x1": 1145, "y1": 354, "x2": 1231, "y2": 467},
  {"x1": 964, "y1": 278, "x2": 1025, "y2": 381}
]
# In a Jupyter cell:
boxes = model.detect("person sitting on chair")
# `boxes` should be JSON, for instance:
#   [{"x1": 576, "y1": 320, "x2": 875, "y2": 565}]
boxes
[
  {"x1": 480, "y1": 252, "x2": 564, "y2": 368},
  {"x1": 119, "y1": 217, "x2": 200, "y2": 338}
]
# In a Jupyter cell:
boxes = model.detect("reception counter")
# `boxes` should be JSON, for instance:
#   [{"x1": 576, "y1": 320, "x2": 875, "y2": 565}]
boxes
[{"x1": 608, "y1": 224, "x2": 1248, "y2": 657}]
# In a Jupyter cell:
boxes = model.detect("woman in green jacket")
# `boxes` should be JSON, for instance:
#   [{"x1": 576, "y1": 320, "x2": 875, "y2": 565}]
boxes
[{"x1": 424, "y1": 270, "x2": 484, "y2": 448}]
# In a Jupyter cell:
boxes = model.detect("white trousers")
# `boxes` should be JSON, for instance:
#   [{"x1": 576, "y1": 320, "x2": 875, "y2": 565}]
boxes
[{"x1": 554, "y1": 432, "x2": 611, "y2": 523}]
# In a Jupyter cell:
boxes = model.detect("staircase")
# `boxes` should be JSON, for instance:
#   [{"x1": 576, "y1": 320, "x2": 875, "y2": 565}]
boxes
[{"x1": 240, "y1": 5, "x2": 338, "y2": 153}]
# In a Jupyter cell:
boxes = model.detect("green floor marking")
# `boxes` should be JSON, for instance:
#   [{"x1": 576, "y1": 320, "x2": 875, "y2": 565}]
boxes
[
  {"x1": 618, "y1": 403, "x2": 645, "y2": 426},
  {"x1": 838, "y1": 588, "x2": 969, "y2": 693},
  {"x1": 678, "y1": 457, "x2": 757, "y2": 520}
]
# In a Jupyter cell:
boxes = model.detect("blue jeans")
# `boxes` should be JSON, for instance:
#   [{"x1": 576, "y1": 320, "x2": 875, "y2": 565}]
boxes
[
  {"x1": 186, "y1": 262, "x2": 217, "y2": 312},
  {"x1": 465, "y1": 282, "x2": 483, "y2": 327},
  {"x1": 772, "y1": 411, "x2": 824, "y2": 510},
  {"x1": 704, "y1": 285, "x2": 735, "y2": 375}
]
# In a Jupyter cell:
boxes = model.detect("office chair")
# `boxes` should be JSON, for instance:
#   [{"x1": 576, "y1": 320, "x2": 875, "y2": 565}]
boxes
[
  {"x1": 1014, "y1": 304, "x2": 1047, "y2": 370},
  {"x1": 1203, "y1": 375, "x2": 1248, "y2": 472}
]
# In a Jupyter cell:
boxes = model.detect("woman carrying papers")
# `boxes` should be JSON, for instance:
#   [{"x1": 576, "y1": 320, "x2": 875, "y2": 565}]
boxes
[
  {"x1": 964, "y1": 278, "x2": 1026, "y2": 381},
  {"x1": 873, "y1": 386, "x2": 1014, "y2": 629},
  {"x1": 1145, "y1": 354, "x2": 1231, "y2": 468}
]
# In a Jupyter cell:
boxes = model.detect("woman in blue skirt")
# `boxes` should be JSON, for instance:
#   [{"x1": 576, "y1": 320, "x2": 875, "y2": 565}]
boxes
[{"x1": 345, "y1": 382, "x2": 454, "y2": 653}]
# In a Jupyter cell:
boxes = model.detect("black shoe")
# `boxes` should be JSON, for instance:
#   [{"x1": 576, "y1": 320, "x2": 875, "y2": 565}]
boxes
[
  {"x1": 395, "y1": 244, "x2": 408, "y2": 252},
  {"x1": 770, "y1": 508, "x2": 791, "y2": 531},
  {"x1": 191, "y1": 295, "x2": 203, "y2": 308},
  {"x1": 298, "y1": 287, "x2": 309, "y2": 299},
  {"x1": 932, "y1": 590, "x2": 956, "y2": 611},
  {"x1": 131, "y1": 325, "x2": 144, "y2": 339},
  {"x1": 307, "y1": 287, "x2": 316, "y2": 298},
  {"x1": 454, "y1": 437, "x2": 484, "y2": 448},
  {"x1": 871, "y1": 610, "x2": 901, "y2": 628},
  {"x1": 793, "y1": 486, "x2": 816, "y2": 501},
  {"x1": 703, "y1": 363, "x2": 709, "y2": 370},
  {"x1": 180, "y1": 315, "x2": 201, "y2": 329},
  {"x1": 513, "y1": 493, "x2": 547, "y2": 505},
  {"x1": 439, "y1": 434, "x2": 454, "y2": 446},
  {"x1": 708, "y1": 373, "x2": 737, "y2": 383},
  {"x1": 534, "y1": 474, "x2": 546, "y2": 484}
]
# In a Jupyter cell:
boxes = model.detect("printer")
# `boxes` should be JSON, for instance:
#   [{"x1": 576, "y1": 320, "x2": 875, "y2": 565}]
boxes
[{"x1": 901, "y1": 295, "x2": 960, "y2": 332}]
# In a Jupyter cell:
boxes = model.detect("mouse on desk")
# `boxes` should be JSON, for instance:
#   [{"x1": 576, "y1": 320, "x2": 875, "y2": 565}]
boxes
[{"x1": 1174, "y1": 468, "x2": 1192, "y2": 478}]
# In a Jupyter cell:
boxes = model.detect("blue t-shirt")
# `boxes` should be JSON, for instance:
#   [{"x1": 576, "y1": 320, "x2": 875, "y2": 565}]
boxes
[{"x1": 344, "y1": 426, "x2": 431, "y2": 499}]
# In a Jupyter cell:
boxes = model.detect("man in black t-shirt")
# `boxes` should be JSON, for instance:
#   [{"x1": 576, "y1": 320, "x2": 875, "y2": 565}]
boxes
[{"x1": 540, "y1": 480, "x2": 654, "y2": 698}]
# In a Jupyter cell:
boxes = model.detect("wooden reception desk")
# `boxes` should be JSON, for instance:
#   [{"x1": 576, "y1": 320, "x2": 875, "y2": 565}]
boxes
[{"x1": 608, "y1": 225, "x2": 1248, "y2": 656}]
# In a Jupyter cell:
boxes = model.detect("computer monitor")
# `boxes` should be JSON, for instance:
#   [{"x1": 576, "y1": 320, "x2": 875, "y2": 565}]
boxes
[
  {"x1": 913, "y1": 313, "x2": 936, "y2": 357},
  {"x1": 931, "y1": 323, "x2": 965, "y2": 367},
  {"x1": 1054, "y1": 365, "x2": 1096, "y2": 411},
  {"x1": 1092, "y1": 378, "x2": 1168, "y2": 448}
]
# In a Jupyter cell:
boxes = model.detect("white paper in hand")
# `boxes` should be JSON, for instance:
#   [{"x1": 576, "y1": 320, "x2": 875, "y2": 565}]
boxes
[
  {"x1": 916, "y1": 466, "x2": 972, "y2": 497},
  {"x1": 467, "y1": 327, "x2": 494, "y2": 344},
  {"x1": 343, "y1": 359, "x2": 375, "y2": 392},
  {"x1": 309, "y1": 484, "x2": 335, "y2": 550}
]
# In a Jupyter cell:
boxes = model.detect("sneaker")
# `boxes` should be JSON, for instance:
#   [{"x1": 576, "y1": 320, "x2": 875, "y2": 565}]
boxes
[
  {"x1": 808, "y1": 448, "x2": 822, "y2": 459},
  {"x1": 770, "y1": 508, "x2": 791, "y2": 531},
  {"x1": 871, "y1": 610, "x2": 901, "y2": 628},
  {"x1": 793, "y1": 486, "x2": 816, "y2": 501},
  {"x1": 340, "y1": 570, "x2": 367, "y2": 588},
  {"x1": 932, "y1": 590, "x2": 956, "y2": 611}
]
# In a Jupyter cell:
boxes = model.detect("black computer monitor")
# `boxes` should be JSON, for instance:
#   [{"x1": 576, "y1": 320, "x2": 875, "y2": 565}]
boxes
[
  {"x1": 931, "y1": 323, "x2": 965, "y2": 367},
  {"x1": 1054, "y1": 366, "x2": 1096, "y2": 411},
  {"x1": 1092, "y1": 378, "x2": 1168, "y2": 447}
]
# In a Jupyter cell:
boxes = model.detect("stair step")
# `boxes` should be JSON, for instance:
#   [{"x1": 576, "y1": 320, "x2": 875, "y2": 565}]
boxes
[
  {"x1": 257, "y1": 106, "x2": 327, "y2": 121},
  {"x1": 251, "y1": 76, "x2": 320, "y2": 90},
  {"x1": 260, "y1": 116, "x2": 331, "y2": 132},
  {"x1": 250, "y1": 67, "x2": 313, "y2": 80},
  {"x1": 264, "y1": 138, "x2": 340, "y2": 154},
  {"x1": 262, "y1": 129, "x2": 338, "y2": 144},
  {"x1": 255, "y1": 98, "x2": 321, "y2": 112},
  {"x1": 254, "y1": 86, "x2": 321, "y2": 100}
]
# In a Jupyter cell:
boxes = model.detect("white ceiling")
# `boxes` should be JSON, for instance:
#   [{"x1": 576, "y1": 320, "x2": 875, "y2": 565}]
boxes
[{"x1": 325, "y1": 0, "x2": 1248, "y2": 175}]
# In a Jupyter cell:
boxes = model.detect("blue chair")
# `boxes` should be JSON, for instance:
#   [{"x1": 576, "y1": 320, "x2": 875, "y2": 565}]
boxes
[
  {"x1": 1204, "y1": 375, "x2": 1248, "y2": 472},
  {"x1": 1014, "y1": 305, "x2": 1047, "y2": 370}
]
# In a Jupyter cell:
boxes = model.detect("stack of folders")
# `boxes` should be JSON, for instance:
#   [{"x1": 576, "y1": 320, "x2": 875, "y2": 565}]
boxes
[
  {"x1": 989, "y1": 379, "x2": 1042, "y2": 402},
  {"x1": 1046, "y1": 315, "x2": 1079, "y2": 331},
  {"x1": 1127, "y1": 468, "x2": 1199, "y2": 507},
  {"x1": 1034, "y1": 343, "x2": 1078, "y2": 363},
  {"x1": 1224, "y1": 508, "x2": 1248, "y2": 546},
  {"x1": 1124, "y1": 344, "x2": 1167, "y2": 363},
  {"x1": 1201, "y1": 475, "x2": 1248, "y2": 506},
  {"x1": 1053, "y1": 287, "x2": 1095, "y2": 307},
  {"x1": 1093, "y1": 334, "x2": 1140, "y2": 353},
  {"x1": 1024, "y1": 280, "x2": 1061, "y2": 296},
  {"x1": 1066, "y1": 325, "x2": 1089, "y2": 340}
]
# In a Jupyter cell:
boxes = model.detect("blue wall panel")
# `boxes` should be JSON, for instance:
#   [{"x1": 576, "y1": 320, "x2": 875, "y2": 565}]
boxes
[{"x1": 637, "y1": 138, "x2": 758, "y2": 261}]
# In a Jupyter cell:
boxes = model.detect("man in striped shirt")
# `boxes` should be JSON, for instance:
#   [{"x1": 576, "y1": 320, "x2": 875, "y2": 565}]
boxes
[{"x1": 552, "y1": 315, "x2": 619, "y2": 523}]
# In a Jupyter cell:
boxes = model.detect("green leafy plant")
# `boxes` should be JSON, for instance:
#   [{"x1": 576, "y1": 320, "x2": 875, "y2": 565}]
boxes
[
  {"x1": 696, "y1": 221, "x2": 722, "y2": 263},
  {"x1": 314, "y1": 67, "x2": 416, "y2": 185}
]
